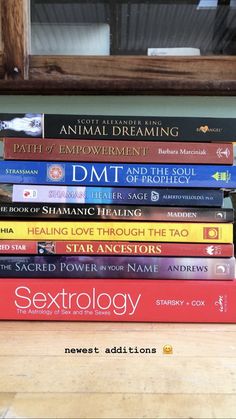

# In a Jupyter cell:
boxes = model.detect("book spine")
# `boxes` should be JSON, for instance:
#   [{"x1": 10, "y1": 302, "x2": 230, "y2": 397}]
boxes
[
  {"x1": 43, "y1": 114, "x2": 236, "y2": 142},
  {"x1": 3, "y1": 138, "x2": 234, "y2": 164},
  {"x1": 0, "y1": 278, "x2": 236, "y2": 322},
  {"x1": 0, "y1": 113, "x2": 43, "y2": 137},
  {"x1": 11, "y1": 185, "x2": 224, "y2": 207},
  {"x1": 0, "y1": 256, "x2": 234, "y2": 279},
  {"x1": 0, "y1": 202, "x2": 233, "y2": 221},
  {"x1": 0, "y1": 221, "x2": 232, "y2": 242},
  {"x1": 1, "y1": 114, "x2": 236, "y2": 142},
  {"x1": 0, "y1": 161, "x2": 235, "y2": 188},
  {"x1": 0, "y1": 241, "x2": 233, "y2": 257}
]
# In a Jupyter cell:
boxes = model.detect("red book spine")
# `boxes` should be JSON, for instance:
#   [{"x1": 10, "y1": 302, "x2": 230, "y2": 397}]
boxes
[
  {"x1": 3, "y1": 138, "x2": 234, "y2": 164},
  {"x1": 0, "y1": 240, "x2": 234, "y2": 257},
  {"x1": 0, "y1": 278, "x2": 235, "y2": 322}
]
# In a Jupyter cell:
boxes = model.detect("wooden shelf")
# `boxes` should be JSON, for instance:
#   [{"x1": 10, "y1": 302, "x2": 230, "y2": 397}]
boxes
[
  {"x1": 0, "y1": 55, "x2": 236, "y2": 95},
  {"x1": 1, "y1": 1, "x2": 236, "y2": 95}
]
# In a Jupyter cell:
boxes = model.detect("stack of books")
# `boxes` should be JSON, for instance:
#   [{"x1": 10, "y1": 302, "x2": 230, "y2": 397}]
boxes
[{"x1": 0, "y1": 112, "x2": 236, "y2": 322}]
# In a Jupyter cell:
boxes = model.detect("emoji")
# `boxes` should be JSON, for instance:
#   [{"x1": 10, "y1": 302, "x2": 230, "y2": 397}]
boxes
[{"x1": 163, "y1": 344, "x2": 173, "y2": 354}]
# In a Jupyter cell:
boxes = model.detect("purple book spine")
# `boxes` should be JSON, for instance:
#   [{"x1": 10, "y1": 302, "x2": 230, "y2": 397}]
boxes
[{"x1": 0, "y1": 256, "x2": 235, "y2": 279}]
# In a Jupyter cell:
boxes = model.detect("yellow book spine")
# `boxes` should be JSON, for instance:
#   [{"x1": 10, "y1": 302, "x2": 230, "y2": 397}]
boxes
[{"x1": 0, "y1": 221, "x2": 233, "y2": 243}]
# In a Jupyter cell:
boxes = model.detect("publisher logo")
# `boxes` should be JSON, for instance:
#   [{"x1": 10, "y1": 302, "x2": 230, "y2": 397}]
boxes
[
  {"x1": 214, "y1": 295, "x2": 227, "y2": 313},
  {"x1": 203, "y1": 227, "x2": 219, "y2": 240},
  {"x1": 212, "y1": 171, "x2": 231, "y2": 183},
  {"x1": 205, "y1": 245, "x2": 222, "y2": 256},
  {"x1": 215, "y1": 264, "x2": 229, "y2": 275},
  {"x1": 216, "y1": 147, "x2": 230, "y2": 159},
  {"x1": 38, "y1": 241, "x2": 56, "y2": 255},
  {"x1": 23, "y1": 189, "x2": 37, "y2": 199},
  {"x1": 215, "y1": 211, "x2": 226, "y2": 220},
  {"x1": 197, "y1": 125, "x2": 223, "y2": 134},
  {"x1": 47, "y1": 164, "x2": 65, "y2": 182},
  {"x1": 151, "y1": 191, "x2": 159, "y2": 202}
]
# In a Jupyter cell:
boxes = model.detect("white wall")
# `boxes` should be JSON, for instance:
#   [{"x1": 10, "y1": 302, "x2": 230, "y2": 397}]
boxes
[{"x1": 0, "y1": 95, "x2": 236, "y2": 117}]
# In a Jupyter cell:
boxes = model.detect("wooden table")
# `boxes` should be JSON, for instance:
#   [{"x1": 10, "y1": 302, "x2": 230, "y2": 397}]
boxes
[{"x1": 0, "y1": 321, "x2": 236, "y2": 418}]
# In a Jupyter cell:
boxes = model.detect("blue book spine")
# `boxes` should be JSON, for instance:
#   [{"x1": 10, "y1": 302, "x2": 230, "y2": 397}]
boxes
[
  {"x1": 1, "y1": 161, "x2": 236, "y2": 188},
  {"x1": 0, "y1": 256, "x2": 235, "y2": 279},
  {"x1": 12, "y1": 185, "x2": 224, "y2": 207}
]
